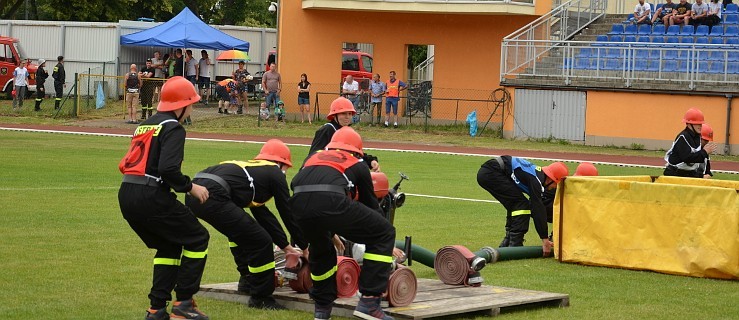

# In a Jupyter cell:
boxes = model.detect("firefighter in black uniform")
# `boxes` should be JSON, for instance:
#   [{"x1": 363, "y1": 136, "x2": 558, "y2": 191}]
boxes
[
  {"x1": 34, "y1": 59, "x2": 48, "y2": 111},
  {"x1": 477, "y1": 156, "x2": 569, "y2": 256},
  {"x1": 185, "y1": 139, "x2": 308, "y2": 310},
  {"x1": 698, "y1": 123, "x2": 715, "y2": 179},
  {"x1": 304, "y1": 97, "x2": 380, "y2": 171},
  {"x1": 51, "y1": 56, "x2": 65, "y2": 110},
  {"x1": 291, "y1": 127, "x2": 396, "y2": 320},
  {"x1": 664, "y1": 108, "x2": 717, "y2": 177},
  {"x1": 140, "y1": 59, "x2": 156, "y2": 120},
  {"x1": 118, "y1": 76, "x2": 211, "y2": 320}
]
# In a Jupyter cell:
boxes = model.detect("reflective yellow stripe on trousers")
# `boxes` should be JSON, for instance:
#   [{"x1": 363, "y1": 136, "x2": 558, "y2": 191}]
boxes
[
  {"x1": 363, "y1": 252, "x2": 394, "y2": 263},
  {"x1": 153, "y1": 258, "x2": 180, "y2": 266},
  {"x1": 182, "y1": 249, "x2": 208, "y2": 259},
  {"x1": 511, "y1": 209, "x2": 531, "y2": 217},
  {"x1": 229, "y1": 242, "x2": 238, "y2": 248},
  {"x1": 248, "y1": 261, "x2": 276, "y2": 274},
  {"x1": 311, "y1": 265, "x2": 338, "y2": 281}
]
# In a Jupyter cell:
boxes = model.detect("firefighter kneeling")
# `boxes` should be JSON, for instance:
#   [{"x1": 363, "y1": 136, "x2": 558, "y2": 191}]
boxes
[
  {"x1": 290, "y1": 127, "x2": 396, "y2": 320},
  {"x1": 186, "y1": 139, "x2": 308, "y2": 310}
]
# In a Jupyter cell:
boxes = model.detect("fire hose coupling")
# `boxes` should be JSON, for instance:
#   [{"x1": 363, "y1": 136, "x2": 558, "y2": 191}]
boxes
[
  {"x1": 469, "y1": 256, "x2": 487, "y2": 272},
  {"x1": 477, "y1": 246, "x2": 500, "y2": 264},
  {"x1": 283, "y1": 252, "x2": 303, "y2": 281}
]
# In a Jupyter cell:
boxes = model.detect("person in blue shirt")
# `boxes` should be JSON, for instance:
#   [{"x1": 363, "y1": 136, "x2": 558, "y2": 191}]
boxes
[{"x1": 477, "y1": 156, "x2": 569, "y2": 256}]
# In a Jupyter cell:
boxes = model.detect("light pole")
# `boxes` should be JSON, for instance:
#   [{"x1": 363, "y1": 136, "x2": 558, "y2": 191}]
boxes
[{"x1": 268, "y1": 1, "x2": 279, "y2": 58}]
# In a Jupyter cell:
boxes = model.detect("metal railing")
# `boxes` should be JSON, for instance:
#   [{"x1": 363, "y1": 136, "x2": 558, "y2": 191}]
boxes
[
  {"x1": 412, "y1": 55, "x2": 435, "y2": 81},
  {"x1": 504, "y1": 40, "x2": 739, "y2": 90},
  {"x1": 500, "y1": 0, "x2": 608, "y2": 82}
]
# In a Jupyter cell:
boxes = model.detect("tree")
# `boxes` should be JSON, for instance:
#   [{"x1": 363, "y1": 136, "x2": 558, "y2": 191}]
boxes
[{"x1": 1, "y1": 0, "x2": 26, "y2": 19}]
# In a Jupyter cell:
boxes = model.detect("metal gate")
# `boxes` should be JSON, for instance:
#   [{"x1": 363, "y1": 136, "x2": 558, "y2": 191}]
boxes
[{"x1": 513, "y1": 89, "x2": 586, "y2": 141}]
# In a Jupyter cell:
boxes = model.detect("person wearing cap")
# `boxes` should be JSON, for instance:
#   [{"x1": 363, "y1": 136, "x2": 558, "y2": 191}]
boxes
[
  {"x1": 34, "y1": 59, "x2": 48, "y2": 111},
  {"x1": 697, "y1": 123, "x2": 715, "y2": 179},
  {"x1": 118, "y1": 76, "x2": 211, "y2": 320},
  {"x1": 185, "y1": 139, "x2": 307, "y2": 310},
  {"x1": 477, "y1": 156, "x2": 569, "y2": 255},
  {"x1": 290, "y1": 127, "x2": 396, "y2": 320},
  {"x1": 303, "y1": 97, "x2": 380, "y2": 171},
  {"x1": 124, "y1": 64, "x2": 142, "y2": 124},
  {"x1": 274, "y1": 100, "x2": 285, "y2": 122},
  {"x1": 664, "y1": 108, "x2": 717, "y2": 177}
]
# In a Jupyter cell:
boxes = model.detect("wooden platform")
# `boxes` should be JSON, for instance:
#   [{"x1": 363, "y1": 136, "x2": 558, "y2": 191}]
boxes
[{"x1": 199, "y1": 278, "x2": 569, "y2": 319}]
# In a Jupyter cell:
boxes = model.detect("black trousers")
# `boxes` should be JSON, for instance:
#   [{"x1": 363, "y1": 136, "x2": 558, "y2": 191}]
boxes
[
  {"x1": 118, "y1": 183, "x2": 210, "y2": 309},
  {"x1": 289, "y1": 192, "x2": 395, "y2": 306},
  {"x1": 185, "y1": 180, "x2": 276, "y2": 300},
  {"x1": 663, "y1": 166, "x2": 699, "y2": 178},
  {"x1": 36, "y1": 84, "x2": 44, "y2": 100},
  {"x1": 54, "y1": 82, "x2": 63, "y2": 99},
  {"x1": 477, "y1": 164, "x2": 532, "y2": 246},
  {"x1": 141, "y1": 81, "x2": 155, "y2": 110}
]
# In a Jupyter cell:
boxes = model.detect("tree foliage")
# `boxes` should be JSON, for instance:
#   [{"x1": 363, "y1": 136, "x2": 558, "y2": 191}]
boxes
[{"x1": 3, "y1": 0, "x2": 277, "y2": 27}]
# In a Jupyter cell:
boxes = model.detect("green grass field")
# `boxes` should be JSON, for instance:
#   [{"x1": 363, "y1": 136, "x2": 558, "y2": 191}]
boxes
[{"x1": 1, "y1": 130, "x2": 737, "y2": 320}]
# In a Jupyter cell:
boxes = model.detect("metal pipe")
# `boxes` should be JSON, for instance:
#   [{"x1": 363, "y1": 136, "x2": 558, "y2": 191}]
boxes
[
  {"x1": 726, "y1": 95, "x2": 733, "y2": 155},
  {"x1": 394, "y1": 240, "x2": 435, "y2": 268}
]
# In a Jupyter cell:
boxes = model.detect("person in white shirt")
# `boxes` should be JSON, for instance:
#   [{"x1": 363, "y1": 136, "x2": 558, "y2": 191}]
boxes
[
  {"x1": 341, "y1": 75, "x2": 360, "y2": 106},
  {"x1": 185, "y1": 49, "x2": 198, "y2": 85},
  {"x1": 151, "y1": 51, "x2": 164, "y2": 103},
  {"x1": 198, "y1": 50, "x2": 211, "y2": 104},
  {"x1": 634, "y1": 0, "x2": 652, "y2": 25},
  {"x1": 691, "y1": 0, "x2": 710, "y2": 26},
  {"x1": 12, "y1": 60, "x2": 29, "y2": 110},
  {"x1": 706, "y1": 0, "x2": 722, "y2": 28}
]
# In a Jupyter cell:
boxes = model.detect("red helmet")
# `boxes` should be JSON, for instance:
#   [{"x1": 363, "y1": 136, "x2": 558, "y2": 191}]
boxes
[
  {"x1": 542, "y1": 162, "x2": 569, "y2": 185},
  {"x1": 371, "y1": 172, "x2": 389, "y2": 199},
  {"x1": 255, "y1": 139, "x2": 293, "y2": 168},
  {"x1": 574, "y1": 162, "x2": 599, "y2": 176},
  {"x1": 157, "y1": 76, "x2": 201, "y2": 112},
  {"x1": 683, "y1": 108, "x2": 705, "y2": 125},
  {"x1": 326, "y1": 127, "x2": 363, "y2": 156},
  {"x1": 327, "y1": 97, "x2": 356, "y2": 121},
  {"x1": 701, "y1": 123, "x2": 714, "y2": 141}
]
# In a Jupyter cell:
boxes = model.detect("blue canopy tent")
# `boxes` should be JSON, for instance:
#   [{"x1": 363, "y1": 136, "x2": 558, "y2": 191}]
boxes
[{"x1": 120, "y1": 7, "x2": 249, "y2": 51}]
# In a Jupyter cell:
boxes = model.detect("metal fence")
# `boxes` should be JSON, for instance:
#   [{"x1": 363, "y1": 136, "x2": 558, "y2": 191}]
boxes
[{"x1": 501, "y1": 0, "x2": 608, "y2": 82}]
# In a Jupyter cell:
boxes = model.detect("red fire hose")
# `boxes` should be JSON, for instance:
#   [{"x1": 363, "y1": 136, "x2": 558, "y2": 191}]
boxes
[
  {"x1": 385, "y1": 264, "x2": 417, "y2": 307},
  {"x1": 336, "y1": 256, "x2": 361, "y2": 298},
  {"x1": 434, "y1": 245, "x2": 485, "y2": 287},
  {"x1": 287, "y1": 254, "x2": 313, "y2": 293}
]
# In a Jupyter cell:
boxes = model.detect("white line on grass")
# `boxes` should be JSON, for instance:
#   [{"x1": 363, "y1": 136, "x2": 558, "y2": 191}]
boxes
[
  {"x1": 0, "y1": 186, "x2": 118, "y2": 191},
  {"x1": 2, "y1": 126, "x2": 737, "y2": 174},
  {"x1": 406, "y1": 193, "x2": 499, "y2": 204}
]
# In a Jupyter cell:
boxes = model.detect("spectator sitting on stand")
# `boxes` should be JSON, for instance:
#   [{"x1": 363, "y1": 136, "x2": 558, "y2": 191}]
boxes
[
  {"x1": 634, "y1": 0, "x2": 652, "y2": 25},
  {"x1": 690, "y1": 0, "x2": 710, "y2": 27},
  {"x1": 652, "y1": 0, "x2": 677, "y2": 25}
]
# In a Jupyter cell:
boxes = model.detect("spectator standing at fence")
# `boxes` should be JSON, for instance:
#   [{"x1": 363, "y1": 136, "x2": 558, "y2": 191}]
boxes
[
  {"x1": 652, "y1": 0, "x2": 677, "y2": 25},
  {"x1": 298, "y1": 73, "x2": 311, "y2": 124},
  {"x1": 341, "y1": 75, "x2": 360, "y2": 107},
  {"x1": 672, "y1": 0, "x2": 692, "y2": 26},
  {"x1": 125, "y1": 64, "x2": 142, "y2": 124},
  {"x1": 52, "y1": 55, "x2": 65, "y2": 110},
  {"x1": 198, "y1": 50, "x2": 211, "y2": 105},
  {"x1": 384, "y1": 71, "x2": 407, "y2": 128},
  {"x1": 164, "y1": 53, "x2": 174, "y2": 78},
  {"x1": 664, "y1": 108, "x2": 716, "y2": 177},
  {"x1": 368, "y1": 74, "x2": 386, "y2": 126},
  {"x1": 34, "y1": 59, "x2": 48, "y2": 112},
  {"x1": 185, "y1": 50, "x2": 198, "y2": 85},
  {"x1": 706, "y1": 0, "x2": 722, "y2": 29},
  {"x1": 140, "y1": 59, "x2": 156, "y2": 120},
  {"x1": 262, "y1": 63, "x2": 282, "y2": 110},
  {"x1": 690, "y1": 0, "x2": 710, "y2": 26},
  {"x1": 634, "y1": 0, "x2": 652, "y2": 25},
  {"x1": 173, "y1": 49, "x2": 184, "y2": 77},
  {"x1": 152, "y1": 51, "x2": 164, "y2": 102},
  {"x1": 232, "y1": 61, "x2": 249, "y2": 114},
  {"x1": 11, "y1": 59, "x2": 28, "y2": 111}
]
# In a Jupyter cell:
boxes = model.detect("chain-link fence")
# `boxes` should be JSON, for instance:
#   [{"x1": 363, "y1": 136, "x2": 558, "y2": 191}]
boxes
[{"x1": 75, "y1": 74, "x2": 167, "y2": 118}]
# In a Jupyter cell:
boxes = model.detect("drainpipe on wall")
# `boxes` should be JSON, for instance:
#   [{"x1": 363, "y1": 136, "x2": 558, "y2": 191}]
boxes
[{"x1": 725, "y1": 95, "x2": 733, "y2": 155}]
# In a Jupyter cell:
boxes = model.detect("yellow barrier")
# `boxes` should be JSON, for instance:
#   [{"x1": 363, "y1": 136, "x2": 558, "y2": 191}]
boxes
[{"x1": 553, "y1": 176, "x2": 739, "y2": 280}]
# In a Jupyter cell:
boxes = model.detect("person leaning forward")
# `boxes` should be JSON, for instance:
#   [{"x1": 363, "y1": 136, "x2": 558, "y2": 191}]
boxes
[
  {"x1": 664, "y1": 108, "x2": 716, "y2": 177},
  {"x1": 185, "y1": 139, "x2": 308, "y2": 311},
  {"x1": 290, "y1": 127, "x2": 396, "y2": 320},
  {"x1": 118, "y1": 76, "x2": 211, "y2": 320},
  {"x1": 477, "y1": 156, "x2": 569, "y2": 256}
]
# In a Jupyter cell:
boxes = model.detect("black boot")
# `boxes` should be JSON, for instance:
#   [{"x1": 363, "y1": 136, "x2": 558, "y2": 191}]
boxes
[
  {"x1": 508, "y1": 232, "x2": 525, "y2": 247},
  {"x1": 147, "y1": 108, "x2": 153, "y2": 118},
  {"x1": 34, "y1": 99, "x2": 42, "y2": 111},
  {"x1": 237, "y1": 274, "x2": 251, "y2": 293},
  {"x1": 141, "y1": 109, "x2": 147, "y2": 120},
  {"x1": 54, "y1": 100, "x2": 60, "y2": 110},
  {"x1": 499, "y1": 231, "x2": 510, "y2": 247}
]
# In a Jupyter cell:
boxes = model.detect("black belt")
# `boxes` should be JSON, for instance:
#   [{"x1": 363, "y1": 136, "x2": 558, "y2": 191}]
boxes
[
  {"x1": 122, "y1": 174, "x2": 162, "y2": 187},
  {"x1": 293, "y1": 184, "x2": 347, "y2": 195},
  {"x1": 194, "y1": 172, "x2": 231, "y2": 194}
]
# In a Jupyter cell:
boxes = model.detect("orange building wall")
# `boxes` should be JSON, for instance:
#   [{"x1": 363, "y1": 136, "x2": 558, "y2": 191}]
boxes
[{"x1": 277, "y1": 1, "x2": 537, "y2": 117}]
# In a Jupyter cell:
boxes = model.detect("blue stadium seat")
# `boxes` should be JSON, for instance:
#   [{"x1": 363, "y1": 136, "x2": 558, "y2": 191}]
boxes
[
  {"x1": 623, "y1": 35, "x2": 637, "y2": 44},
  {"x1": 679, "y1": 25, "x2": 695, "y2": 36},
  {"x1": 709, "y1": 48, "x2": 727, "y2": 60},
  {"x1": 636, "y1": 37, "x2": 651, "y2": 46},
  {"x1": 608, "y1": 24, "x2": 625, "y2": 35},
  {"x1": 726, "y1": 4, "x2": 738, "y2": 13},
  {"x1": 728, "y1": 62, "x2": 739, "y2": 73},
  {"x1": 665, "y1": 36, "x2": 680, "y2": 47},
  {"x1": 709, "y1": 61, "x2": 726, "y2": 74},
  {"x1": 604, "y1": 59, "x2": 624, "y2": 70},
  {"x1": 606, "y1": 48, "x2": 625, "y2": 58},
  {"x1": 647, "y1": 61, "x2": 661, "y2": 71},
  {"x1": 666, "y1": 25, "x2": 681, "y2": 36},
  {"x1": 710, "y1": 37, "x2": 725, "y2": 46},
  {"x1": 622, "y1": 14, "x2": 635, "y2": 24},
  {"x1": 663, "y1": 60, "x2": 679, "y2": 72},
  {"x1": 695, "y1": 25, "x2": 710, "y2": 36},
  {"x1": 575, "y1": 58, "x2": 592, "y2": 69},
  {"x1": 664, "y1": 47, "x2": 680, "y2": 59},
  {"x1": 594, "y1": 35, "x2": 609, "y2": 46},
  {"x1": 577, "y1": 48, "x2": 593, "y2": 58},
  {"x1": 649, "y1": 48, "x2": 662, "y2": 59},
  {"x1": 696, "y1": 37, "x2": 709, "y2": 45},
  {"x1": 727, "y1": 38, "x2": 739, "y2": 61},
  {"x1": 634, "y1": 59, "x2": 649, "y2": 71},
  {"x1": 696, "y1": 60, "x2": 710, "y2": 73},
  {"x1": 652, "y1": 24, "x2": 666, "y2": 34},
  {"x1": 624, "y1": 24, "x2": 638, "y2": 35},
  {"x1": 651, "y1": 36, "x2": 665, "y2": 45},
  {"x1": 709, "y1": 27, "x2": 725, "y2": 38},
  {"x1": 724, "y1": 25, "x2": 739, "y2": 37},
  {"x1": 681, "y1": 36, "x2": 695, "y2": 44},
  {"x1": 724, "y1": 14, "x2": 739, "y2": 25},
  {"x1": 634, "y1": 47, "x2": 650, "y2": 59},
  {"x1": 638, "y1": 24, "x2": 652, "y2": 35},
  {"x1": 609, "y1": 35, "x2": 624, "y2": 45}
]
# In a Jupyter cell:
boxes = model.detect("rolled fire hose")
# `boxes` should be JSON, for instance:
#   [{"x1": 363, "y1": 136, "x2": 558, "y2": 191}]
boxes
[
  {"x1": 434, "y1": 245, "x2": 485, "y2": 287},
  {"x1": 385, "y1": 264, "x2": 418, "y2": 307},
  {"x1": 336, "y1": 256, "x2": 361, "y2": 298},
  {"x1": 394, "y1": 240, "x2": 436, "y2": 268},
  {"x1": 287, "y1": 254, "x2": 313, "y2": 293}
]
